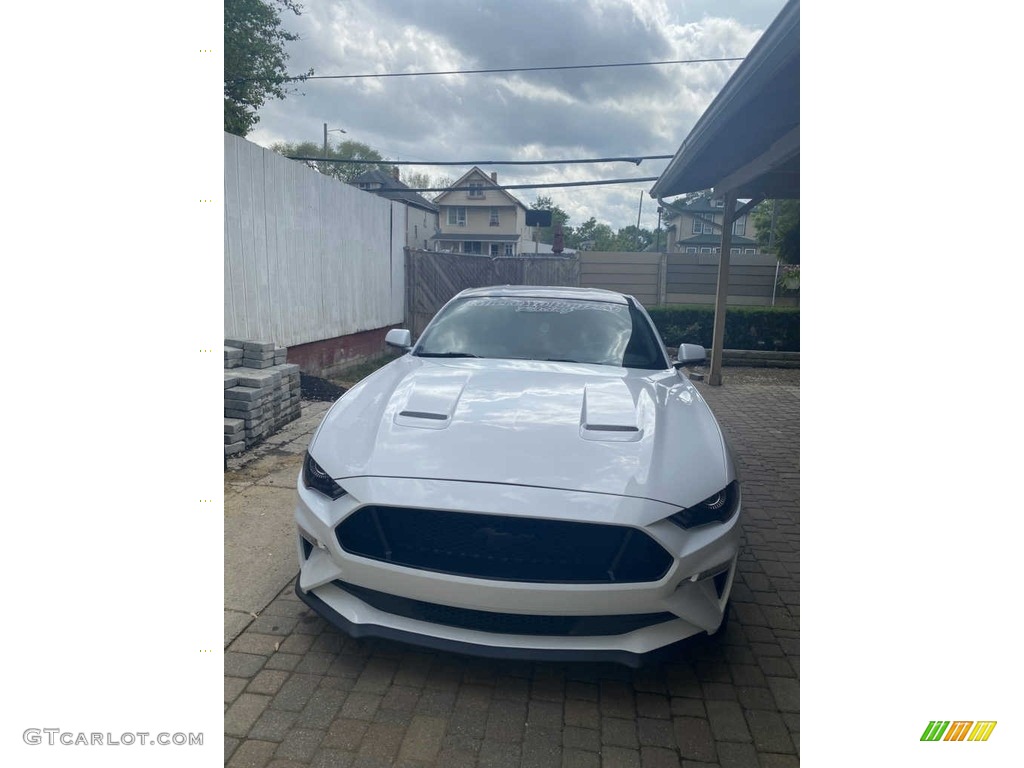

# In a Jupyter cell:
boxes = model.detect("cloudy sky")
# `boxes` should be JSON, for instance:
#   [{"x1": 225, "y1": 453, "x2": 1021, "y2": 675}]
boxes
[{"x1": 247, "y1": 0, "x2": 788, "y2": 232}]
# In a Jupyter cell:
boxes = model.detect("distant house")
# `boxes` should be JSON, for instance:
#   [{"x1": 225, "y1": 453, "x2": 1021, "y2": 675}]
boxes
[
  {"x1": 517, "y1": 240, "x2": 575, "y2": 256},
  {"x1": 350, "y1": 168, "x2": 438, "y2": 250},
  {"x1": 661, "y1": 194, "x2": 761, "y2": 254},
  {"x1": 431, "y1": 167, "x2": 534, "y2": 256}
]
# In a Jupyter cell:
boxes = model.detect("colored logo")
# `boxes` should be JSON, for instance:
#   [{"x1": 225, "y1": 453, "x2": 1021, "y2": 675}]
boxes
[{"x1": 920, "y1": 721, "x2": 997, "y2": 742}]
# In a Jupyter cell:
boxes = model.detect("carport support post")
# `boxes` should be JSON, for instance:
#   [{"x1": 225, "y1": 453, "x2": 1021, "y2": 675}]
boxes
[{"x1": 707, "y1": 195, "x2": 736, "y2": 386}]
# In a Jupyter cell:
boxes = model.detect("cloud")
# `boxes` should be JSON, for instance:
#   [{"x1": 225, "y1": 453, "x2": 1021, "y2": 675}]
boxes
[{"x1": 246, "y1": 0, "x2": 785, "y2": 231}]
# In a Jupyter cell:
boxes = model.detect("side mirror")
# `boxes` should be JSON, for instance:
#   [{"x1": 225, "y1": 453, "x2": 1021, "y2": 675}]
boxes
[
  {"x1": 385, "y1": 328, "x2": 413, "y2": 351},
  {"x1": 673, "y1": 343, "x2": 707, "y2": 369}
]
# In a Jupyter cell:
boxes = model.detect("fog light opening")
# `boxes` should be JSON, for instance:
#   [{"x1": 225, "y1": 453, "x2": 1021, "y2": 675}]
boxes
[
  {"x1": 690, "y1": 560, "x2": 731, "y2": 587},
  {"x1": 300, "y1": 535, "x2": 314, "y2": 560}
]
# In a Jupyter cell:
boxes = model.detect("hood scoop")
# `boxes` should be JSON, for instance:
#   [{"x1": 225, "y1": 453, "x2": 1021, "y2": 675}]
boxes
[
  {"x1": 580, "y1": 381, "x2": 643, "y2": 442},
  {"x1": 393, "y1": 370, "x2": 470, "y2": 430},
  {"x1": 399, "y1": 410, "x2": 448, "y2": 421}
]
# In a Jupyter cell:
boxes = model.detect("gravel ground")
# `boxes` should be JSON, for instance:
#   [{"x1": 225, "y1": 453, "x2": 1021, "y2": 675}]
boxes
[
  {"x1": 299, "y1": 373, "x2": 348, "y2": 402},
  {"x1": 688, "y1": 365, "x2": 800, "y2": 387}
]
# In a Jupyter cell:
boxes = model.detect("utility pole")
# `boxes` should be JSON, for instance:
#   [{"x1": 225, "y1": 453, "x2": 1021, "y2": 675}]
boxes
[
  {"x1": 635, "y1": 192, "x2": 644, "y2": 250},
  {"x1": 322, "y1": 123, "x2": 346, "y2": 171}
]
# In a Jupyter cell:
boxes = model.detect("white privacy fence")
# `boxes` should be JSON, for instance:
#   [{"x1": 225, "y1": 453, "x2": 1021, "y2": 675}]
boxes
[{"x1": 224, "y1": 133, "x2": 405, "y2": 347}]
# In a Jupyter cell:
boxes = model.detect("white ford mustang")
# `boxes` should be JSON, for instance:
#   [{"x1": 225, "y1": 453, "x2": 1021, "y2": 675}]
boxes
[{"x1": 294, "y1": 286, "x2": 740, "y2": 666}]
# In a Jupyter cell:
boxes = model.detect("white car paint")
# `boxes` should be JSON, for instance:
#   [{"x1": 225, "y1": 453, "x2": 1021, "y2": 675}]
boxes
[{"x1": 294, "y1": 286, "x2": 741, "y2": 665}]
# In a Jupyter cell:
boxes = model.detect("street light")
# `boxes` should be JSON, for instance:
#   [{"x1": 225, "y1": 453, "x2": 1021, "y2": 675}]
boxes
[{"x1": 323, "y1": 123, "x2": 346, "y2": 159}]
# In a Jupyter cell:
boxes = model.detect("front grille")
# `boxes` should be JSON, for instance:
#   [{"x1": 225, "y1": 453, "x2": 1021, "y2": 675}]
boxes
[
  {"x1": 334, "y1": 580, "x2": 677, "y2": 636},
  {"x1": 335, "y1": 506, "x2": 673, "y2": 583}
]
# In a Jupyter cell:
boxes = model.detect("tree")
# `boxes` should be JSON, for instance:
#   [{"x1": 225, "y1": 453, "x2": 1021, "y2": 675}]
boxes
[
  {"x1": 611, "y1": 225, "x2": 655, "y2": 252},
  {"x1": 270, "y1": 140, "x2": 395, "y2": 183},
  {"x1": 224, "y1": 0, "x2": 313, "y2": 136},
  {"x1": 401, "y1": 172, "x2": 453, "y2": 198},
  {"x1": 566, "y1": 218, "x2": 616, "y2": 251},
  {"x1": 529, "y1": 195, "x2": 571, "y2": 244},
  {"x1": 401, "y1": 171, "x2": 433, "y2": 191},
  {"x1": 752, "y1": 199, "x2": 800, "y2": 264}
]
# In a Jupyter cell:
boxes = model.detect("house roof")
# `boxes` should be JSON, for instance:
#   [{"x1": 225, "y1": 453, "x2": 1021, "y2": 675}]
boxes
[
  {"x1": 350, "y1": 169, "x2": 438, "y2": 212},
  {"x1": 664, "y1": 196, "x2": 720, "y2": 216},
  {"x1": 678, "y1": 233, "x2": 758, "y2": 246},
  {"x1": 430, "y1": 233, "x2": 521, "y2": 242},
  {"x1": 434, "y1": 167, "x2": 529, "y2": 210},
  {"x1": 650, "y1": 0, "x2": 799, "y2": 200}
]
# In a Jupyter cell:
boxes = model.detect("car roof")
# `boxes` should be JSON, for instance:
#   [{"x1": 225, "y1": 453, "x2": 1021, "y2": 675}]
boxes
[{"x1": 454, "y1": 285, "x2": 631, "y2": 304}]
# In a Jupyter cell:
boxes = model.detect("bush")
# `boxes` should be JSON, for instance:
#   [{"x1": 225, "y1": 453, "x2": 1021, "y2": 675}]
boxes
[{"x1": 646, "y1": 305, "x2": 799, "y2": 352}]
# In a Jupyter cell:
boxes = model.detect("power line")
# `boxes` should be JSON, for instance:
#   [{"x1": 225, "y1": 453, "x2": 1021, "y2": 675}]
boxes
[
  {"x1": 285, "y1": 154, "x2": 674, "y2": 167},
  {"x1": 379, "y1": 178, "x2": 660, "y2": 193},
  {"x1": 230, "y1": 57, "x2": 743, "y2": 84}
]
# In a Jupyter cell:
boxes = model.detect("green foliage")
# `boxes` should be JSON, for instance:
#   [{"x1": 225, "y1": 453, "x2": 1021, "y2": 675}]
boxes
[
  {"x1": 530, "y1": 195, "x2": 571, "y2": 244},
  {"x1": 270, "y1": 140, "x2": 395, "y2": 183},
  {"x1": 778, "y1": 264, "x2": 800, "y2": 291},
  {"x1": 224, "y1": 0, "x2": 312, "y2": 136},
  {"x1": 752, "y1": 200, "x2": 800, "y2": 264},
  {"x1": 647, "y1": 305, "x2": 800, "y2": 352},
  {"x1": 611, "y1": 225, "x2": 655, "y2": 252},
  {"x1": 567, "y1": 217, "x2": 615, "y2": 250}
]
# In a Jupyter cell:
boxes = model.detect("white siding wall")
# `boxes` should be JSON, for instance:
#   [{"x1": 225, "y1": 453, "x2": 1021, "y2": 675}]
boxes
[
  {"x1": 405, "y1": 206, "x2": 437, "y2": 251},
  {"x1": 224, "y1": 133, "x2": 404, "y2": 347}
]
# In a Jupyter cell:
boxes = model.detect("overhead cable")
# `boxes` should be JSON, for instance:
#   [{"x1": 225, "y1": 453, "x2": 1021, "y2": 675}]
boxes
[
  {"x1": 379, "y1": 178, "x2": 660, "y2": 193},
  {"x1": 230, "y1": 57, "x2": 743, "y2": 84},
  {"x1": 285, "y1": 154, "x2": 674, "y2": 167}
]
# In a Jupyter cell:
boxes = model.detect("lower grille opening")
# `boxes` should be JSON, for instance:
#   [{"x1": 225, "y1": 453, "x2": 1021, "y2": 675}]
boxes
[
  {"x1": 713, "y1": 569, "x2": 730, "y2": 599},
  {"x1": 300, "y1": 535, "x2": 314, "y2": 560},
  {"x1": 334, "y1": 580, "x2": 676, "y2": 637},
  {"x1": 335, "y1": 506, "x2": 673, "y2": 583}
]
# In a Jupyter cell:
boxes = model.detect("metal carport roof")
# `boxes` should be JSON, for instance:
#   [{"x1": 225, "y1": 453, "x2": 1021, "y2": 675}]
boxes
[
  {"x1": 651, "y1": 0, "x2": 799, "y2": 201},
  {"x1": 650, "y1": 0, "x2": 799, "y2": 385}
]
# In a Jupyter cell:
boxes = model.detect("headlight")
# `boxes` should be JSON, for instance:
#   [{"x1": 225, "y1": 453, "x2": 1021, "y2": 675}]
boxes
[
  {"x1": 670, "y1": 481, "x2": 739, "y2": 529},
  {"x1": 302, "y1": 451, "x2": 347, "y2": 499}
]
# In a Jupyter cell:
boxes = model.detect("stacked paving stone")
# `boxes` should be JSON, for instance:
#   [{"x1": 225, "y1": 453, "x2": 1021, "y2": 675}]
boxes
[{"x1": 224, "y1": 339, "x2": 301, "y2": 456}]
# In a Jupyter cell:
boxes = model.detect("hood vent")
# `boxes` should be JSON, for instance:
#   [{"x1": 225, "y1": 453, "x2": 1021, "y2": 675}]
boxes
[
  {"x1": 580, "y1": 382, "x2": 643, "y2": 442},
  {"x1": 399, "y1": 410, "x2": 448, "y2": 421}
]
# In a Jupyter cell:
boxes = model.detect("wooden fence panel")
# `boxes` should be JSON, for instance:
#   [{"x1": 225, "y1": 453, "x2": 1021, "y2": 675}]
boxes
[
  {"x1": 405, "y1": 250, "x2": 580, "y2": 335},
  {"x1": 224, "y1": 133, "x2": 404, "y2": 347}
]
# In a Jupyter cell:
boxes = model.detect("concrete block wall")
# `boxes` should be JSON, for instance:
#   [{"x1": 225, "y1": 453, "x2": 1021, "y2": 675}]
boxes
[{"x1": 223, "y1": 339, "x2": 301, "y2": 456}]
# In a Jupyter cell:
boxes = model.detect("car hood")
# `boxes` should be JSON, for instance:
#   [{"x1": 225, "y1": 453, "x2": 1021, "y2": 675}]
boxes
[{"x1": 310, "y1": 357, "x2": 732, "y2": 508}]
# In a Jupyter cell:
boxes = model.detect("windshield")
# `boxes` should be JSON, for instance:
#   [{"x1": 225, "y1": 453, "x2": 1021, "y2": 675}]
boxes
[{"x1": 414, "y1": 296, "x2": 667, "y2": 369}]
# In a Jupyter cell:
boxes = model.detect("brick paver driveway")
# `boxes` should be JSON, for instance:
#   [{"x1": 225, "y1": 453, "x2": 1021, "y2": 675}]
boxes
[{"x1": 225, "y1": 368, "x2": 799, "y2": 768}]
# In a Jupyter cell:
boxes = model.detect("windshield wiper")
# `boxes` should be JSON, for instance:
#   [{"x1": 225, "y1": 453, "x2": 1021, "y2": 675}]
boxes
[{"x1": 416, "y1": 351, "x2": 481, "y2": 358}]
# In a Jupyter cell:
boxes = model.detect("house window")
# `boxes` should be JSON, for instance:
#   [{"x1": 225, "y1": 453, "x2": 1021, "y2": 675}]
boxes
[
  {"x1": 744, "y1": 248, "x2": 756, "y2": 254},
  {"x1": 490, "y1": 243, "x2": 500, "y2": 256},
  {"x1": 694, "y1": 215, "x2": 715, "y2": 234},
  {"x1": 504, "y1": 244, "x2": 514, "y2": 256},
  {"x1": 712, "y1": 199, "x2": 725, "y2": 208},
  {"x1": 732, "y1": 216, "x2": 746, "y2": 236},
  {"x1": 447, "y1": 207, "x2": 467, "y2": 226},
  {"x1": 463, "y1": 241, "x2": 482, "y2": 254},
  {"x1": 731, "y1": 247, "x2": 740, "y2": 255},
  {"x1": 685, "y1": 246, "x2": 697, "y2": 254},
  {"x1": 489, "y1": 208, "x2": 499, "y2": 226},
  {"x1": 468, "y1": 183, "x2": 484, "y2": 198},
  {"x1": 699, "y1": 247, "x2": 713, "y2": 254}
]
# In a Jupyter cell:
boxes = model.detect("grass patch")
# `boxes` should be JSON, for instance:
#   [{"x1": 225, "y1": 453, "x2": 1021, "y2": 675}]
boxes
[{"x1": 329, "y1": 353, "x2": 401, "y2": 389}]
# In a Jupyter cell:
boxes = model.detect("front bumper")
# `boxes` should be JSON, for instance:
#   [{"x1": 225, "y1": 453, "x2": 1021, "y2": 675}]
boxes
[{"x1": 294, "y1": 475, "x2": 740, "y2": 665}]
